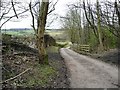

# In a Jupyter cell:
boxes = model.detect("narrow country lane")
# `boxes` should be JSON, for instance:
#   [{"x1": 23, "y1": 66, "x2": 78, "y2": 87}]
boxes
[{"x1": 60, "y1": 48, "x2": 118, "y2": 88}]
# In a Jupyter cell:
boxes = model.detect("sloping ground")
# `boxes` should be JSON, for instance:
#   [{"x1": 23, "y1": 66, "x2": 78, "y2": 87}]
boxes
[
  {"x1": 47, "y1": 46, "x2": 70, "y2": 88},
  {"x1": 2, "y1": 41, "x2": 70, "y2": 88},
  {"x1": 60, "y1": 48, "x2": 118, "y2": 88},
  {"x1": 90, "y1": 49, "x2": 119, "y2": 66}
]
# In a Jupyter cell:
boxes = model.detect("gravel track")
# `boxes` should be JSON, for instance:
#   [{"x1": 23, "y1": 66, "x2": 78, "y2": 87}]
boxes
[{"x1": 60, "y1": 48, "x2": 118, "y2": 88}]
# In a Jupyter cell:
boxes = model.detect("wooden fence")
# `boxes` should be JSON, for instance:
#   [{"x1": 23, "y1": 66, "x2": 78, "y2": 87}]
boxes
[
  {"x1": 79, "y1": 45, "x2": 90, "y2": 52},
  {"x1": 71, "y1": 44, "x2": 90, "y2": 53}
]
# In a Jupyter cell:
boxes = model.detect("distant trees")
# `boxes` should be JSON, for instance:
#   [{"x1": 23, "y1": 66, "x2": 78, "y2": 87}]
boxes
[
  {"x1": 62, "y1": 4, "x2": 82, "y2": 44},
  {"x1": 62, "y1": 0, "x2": 119, "y2": 53}
]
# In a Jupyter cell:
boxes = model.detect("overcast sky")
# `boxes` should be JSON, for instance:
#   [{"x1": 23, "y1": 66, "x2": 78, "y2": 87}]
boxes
[{"x1": 1, "y1": 0, "x2": 112, "y2": 29}]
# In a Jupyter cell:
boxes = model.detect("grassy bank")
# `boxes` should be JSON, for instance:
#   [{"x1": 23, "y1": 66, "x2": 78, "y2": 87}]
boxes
[{"x1": 2, "y1": 46, "x2": 59, "y2": 88}]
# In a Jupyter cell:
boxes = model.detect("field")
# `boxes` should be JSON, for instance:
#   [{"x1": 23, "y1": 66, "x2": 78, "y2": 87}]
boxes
[
  {"x1": 2, "y1": 29, "x2": 69, "y2": 41},
  {"x1": 2, "y1": 29, "x2": 65, "y2": 37},
  {"x1": 45, "y1": 30, "x2": 64, "y2": 37},
  {"x1": 2, "y1": 29, "x2": 71, "y2": 48},
  {"x1": 1, "y1": 29, "x2": 34, "y2": 36}
]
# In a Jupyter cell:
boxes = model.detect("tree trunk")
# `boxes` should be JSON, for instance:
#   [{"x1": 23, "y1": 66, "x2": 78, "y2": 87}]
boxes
[
  {"x1": 96, "y1": 0, "x2": 104, "y2": 52},
  {"x1": 115, "y1": 0, "x2": 120, "y2": 26},
  {"x1": 37, "y1": 0, "x2": 49, "y2": 64}
]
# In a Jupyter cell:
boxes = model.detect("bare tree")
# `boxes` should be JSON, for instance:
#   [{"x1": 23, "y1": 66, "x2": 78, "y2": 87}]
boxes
[
  {"x1": 83, "y1": 0, "x2": 114, "y2": 51},
  {"x1": 37, "y1": 0, "x2": 49, "y2": 64},
  {"x1": 29, "y1": 0, "x2": 58, "y2": 64},
  {"x1": 99, "y1": 0, "x2": 120, "y2": 38},
  {"x1": 0, "y1": 0, "x2": 39, "y2": 29},
  {"x1": 61, "y1": 3, "x2": 85, "y2": 45}
]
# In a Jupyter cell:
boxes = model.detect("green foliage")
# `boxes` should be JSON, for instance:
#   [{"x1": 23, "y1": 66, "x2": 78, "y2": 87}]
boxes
[
  {"x1": 88, "y1": 27, "x2": 117, "y2": 52},
  {"x1": 104, "y1": 28, "x2": 117, "y2": 48},
  {"x1": 89, "y1": 31, "x2": 98, "y2": 52}
]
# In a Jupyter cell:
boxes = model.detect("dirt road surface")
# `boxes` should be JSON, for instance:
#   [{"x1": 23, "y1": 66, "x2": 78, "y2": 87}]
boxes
[{"x1": 60, "y1": 48, "x2": 118, "y2": 88}]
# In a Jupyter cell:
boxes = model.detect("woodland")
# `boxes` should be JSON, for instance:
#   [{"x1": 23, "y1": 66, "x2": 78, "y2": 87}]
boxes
[{"x1": 0, "y1": 0, "x2": 119, "y2": 88}]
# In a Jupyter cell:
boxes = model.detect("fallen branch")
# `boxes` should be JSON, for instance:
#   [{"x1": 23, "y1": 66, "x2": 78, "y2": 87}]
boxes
[{"x1": 0, "y1": 68, "x2": 31, "y2": 84}]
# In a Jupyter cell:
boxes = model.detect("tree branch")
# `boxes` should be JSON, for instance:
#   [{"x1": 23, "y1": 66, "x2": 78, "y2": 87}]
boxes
[
  {"x1": 0, "y1": 6, "x2": 13, "y2": 21},
  {"x1": 83, "y1": 0, "x2": 98, "y2": 38},
  {"x1": 0, "y1": 2, "x2": 39, "y2": 29},
  {"x1": 11, "y1": 0, "x2": 18, "y2": 19},
  {"x1": 47, "y1": 0, "x2": 59, "y2": 15},
  {"x1": 29, "y1": 2, "x2": 36, "y2": 33},
  {"x1": 0, "y1": 68, "x2": 31, "y2": 84}
]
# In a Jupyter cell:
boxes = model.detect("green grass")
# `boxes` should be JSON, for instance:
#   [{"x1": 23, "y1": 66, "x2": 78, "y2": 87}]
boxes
[
  {"x1": 56, "y1": 41, "x2": 71, "y2": 48},
  {"x1": 2, "y1": 30, "x2": 65, "y2": 39},
  {"x1": 23, "y1": 64, "x2": 56, "y2": 87},
  {"x1": 45, "y1": 30, "x2": 64, "y2": 36},
  {"x1": 2, "y1": 30, "x2": 66, "y2": 87},
  {"x1": 21, "y1": 46, "x2": 58, "y2": 87},
  {"x1": 2, "y1": 30, "x2": 34, "y2": 36},
  {"x1": 46, "y1": 46, "x2": 59, "y2": 53},
  {"x1": 21, "y1": 46, "x2": 59, "y2": 87}
]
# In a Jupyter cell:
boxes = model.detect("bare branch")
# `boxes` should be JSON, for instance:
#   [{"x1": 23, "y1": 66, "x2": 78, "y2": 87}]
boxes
[
  {"x1": 29, "y1": 2, "x2": 36, "y2": 33},
  {"x1": 0, "y1": 2, "x2": 39, "y2": 29},
  {"x1": 11, "y1": 0, "x2": 18, "y2": 19},
  {"x1": 47, "y1": 0, "x2": 59, "y2": 15},
  {"x1": 0, "y1": 6, "x2": 13, "y2": 21},
  {"x1": 83, "y1": 0, "x2": 98, "y2": 38}
]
